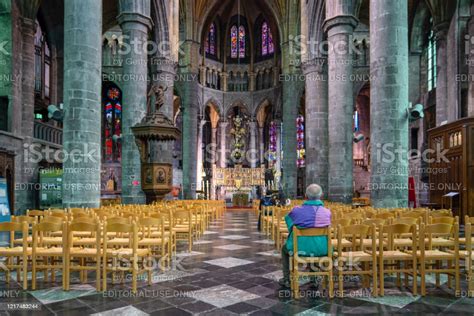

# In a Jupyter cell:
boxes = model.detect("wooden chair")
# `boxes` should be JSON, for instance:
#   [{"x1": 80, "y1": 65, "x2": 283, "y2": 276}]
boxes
[
  {"x1": 418, "y1": 223, "x2": 460, "y2": 296},
  {"x1": 65, "y1": 221, "x2": 101, "y2": 291},
  {"x1": 102, "y1": 222, "x2": 151, "y2": 293},
  {"x1": 31, "y1": 221, "x2": 67, "y2": 290},
  {"x1": 331, "y1": 218, "x2": 352, "y2": 248},
  {"x1": 0, "y1": 222, "x2": 29, "y2": 289},
  {"x1": 172, "y1": 210, "x2": 193, "y2": 252},
  {"x1": 27, "y1": 210, "x2": 45, "y2": 223},
  {"x1": 377, "y1": 223, "x2": 417, "y2": 296},
  {"x1": 460, "y1": 222, "x2": 474, "y2": 296},
  {"x1": 336, "y1": 224, "x2": 378, "y2": 297},
  {"x1": 290, "y1": 226, "x2": 334, "y2": 299},
  {"x1": 138, "y1": 217, "x2": 169, "y2": 270}
]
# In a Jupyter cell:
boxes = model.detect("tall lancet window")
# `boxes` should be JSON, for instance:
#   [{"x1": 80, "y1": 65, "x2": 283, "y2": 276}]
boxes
[
  {"x1": 205, "y1": 22, "x2": 216, "y2": 56},
  {"x1": 261, "y1": 22, "x2": 274, "y2": 56},
  {"x1": 231, "y1": 24, "x2": 246, "y2": 59},
  {"x1": 296, "y1": 115, "x2": 305, "y2": 168},
  {"x1": 427, "y1": 29, "x2": 437, "y2": 92},
  {"x1": 103, "y1": 85, "x2": 122, "y2": 163}
]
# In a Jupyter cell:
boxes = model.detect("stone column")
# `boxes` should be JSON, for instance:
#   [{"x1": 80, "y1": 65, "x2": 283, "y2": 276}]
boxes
[
  {"x1": 275, "y1": 120, "x2": 282, "y2": 183},
  {"x1": 221, "y1": 73, "x2": 228, "y2": 92},
  {"x1": 17, "y1": 17, "x2": 36, "y2": 211},
  {"x1": 219, "y1": 121, "x2": 228, "y2": 168},
  {"x1": 211, "y1": 126, "x2": 218, "y2": 165},
  {"x1": 248, "y1": 121, "x2": 258, "y2": 168},
  {"x1": 62, "y1": 0, "x2": 103, "y2": 208},
  {"x1": 303, "y1": 58, "x2": 329, "y2": 193},
  {"x1": 370, "y1": 0, "x2": 409, "y2": 207},
  {"x1": 259, "y1": 126, "x2": 265, "y2": 166},
  {"x1": 180, "y1": 72, "x2": 199, "y2": 199},
  {"x1": 249, "y1": 72, "x2": 256, "y2": 91},
  {"x1": 281, "y1": 79, "x2": 300, "y2": 198},
  {"x1": 434, "y1": 23, "x2": 449, "y2": 126},
  {"x1": 210, "y1": 126, "x2": 218, "y2": 199},
  {"x1": 323, "y1": 15, "x2": 357, "y2": 203},
  {"x1": 196, "y1": 119, "x2": 205, "y2": 191},
  {"x1": 118, "y1": 0, "x2": 151, "y2": 204}
]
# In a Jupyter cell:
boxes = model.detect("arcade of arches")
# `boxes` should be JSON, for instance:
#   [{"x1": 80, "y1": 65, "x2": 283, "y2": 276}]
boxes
[{"x1": 1, "y1": 0, "x2": 472, "y2": 213}]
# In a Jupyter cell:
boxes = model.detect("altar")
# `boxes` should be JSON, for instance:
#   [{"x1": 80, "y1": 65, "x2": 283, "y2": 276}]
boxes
[{"x1": 213, "y1": 165, "x2": 265, "y2": 206}]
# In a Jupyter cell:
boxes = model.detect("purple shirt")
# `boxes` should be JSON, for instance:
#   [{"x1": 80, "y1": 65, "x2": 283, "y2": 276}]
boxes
[{"x1": 288, "y1": 203, "x2": 331, "y2": 228}]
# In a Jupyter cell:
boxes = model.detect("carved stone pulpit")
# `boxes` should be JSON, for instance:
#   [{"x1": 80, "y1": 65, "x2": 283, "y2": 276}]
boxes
[{"x1": 131, "y1": 108, "x2": 181, "y2": 203}]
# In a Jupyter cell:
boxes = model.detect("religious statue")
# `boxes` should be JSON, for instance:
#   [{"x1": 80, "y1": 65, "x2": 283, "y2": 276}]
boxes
[
  {"x1": 147, "y1": 84, "x2": 168, "y2": 114},
  {"x1": 230, "y1": 115, "x2": 247, "y2": 162}
]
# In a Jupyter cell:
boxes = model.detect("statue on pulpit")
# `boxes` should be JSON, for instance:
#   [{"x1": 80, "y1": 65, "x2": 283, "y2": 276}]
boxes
[{"x1": 147, "y1": 84, "x2": 168, "y2": 114}]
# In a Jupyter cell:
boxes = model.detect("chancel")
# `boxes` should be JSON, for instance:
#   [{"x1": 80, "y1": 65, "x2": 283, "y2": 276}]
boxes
[{"x1": 0, "y1": 0, "x2": 474, "y2": 314}]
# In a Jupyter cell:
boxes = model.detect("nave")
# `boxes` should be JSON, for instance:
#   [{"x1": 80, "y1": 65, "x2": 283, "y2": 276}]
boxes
[{"x1": 2, "y1": 209, "x2": 474, "y2": 315}]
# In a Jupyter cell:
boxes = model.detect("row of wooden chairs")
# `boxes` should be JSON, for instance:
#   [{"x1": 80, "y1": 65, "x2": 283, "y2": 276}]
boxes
[
  {"x1": 1, "y1": 200, "x2": 226, "y2": 293},
  {"x1": 290, "y1": 219, "x2": 472, "y2": 298}
]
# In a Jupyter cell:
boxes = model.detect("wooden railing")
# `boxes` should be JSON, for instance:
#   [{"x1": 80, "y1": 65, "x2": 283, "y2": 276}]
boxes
[{"x1": 34, "y1": 121, "x2": 62, "y2": 146}]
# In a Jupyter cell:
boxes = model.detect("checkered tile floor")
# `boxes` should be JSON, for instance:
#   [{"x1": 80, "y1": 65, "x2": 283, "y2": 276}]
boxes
[{"x1": 1, "y1": 210, "x2": 473, "y2": 315}]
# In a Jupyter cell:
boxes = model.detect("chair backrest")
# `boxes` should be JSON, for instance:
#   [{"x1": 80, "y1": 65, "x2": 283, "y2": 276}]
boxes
[
  {"x1": 67, "y1": 222, "x2": 101, "y2": 249},
  {"x1": 392, "y1": 217, "x2": 419, "y2": 226},
  {"x1": 106, "y1": 217, "x2": 130, "y2": 225},
  {"x1": 375, "y1": 212, "x2": 396, "y2": 220},
  {"x1": 363, "y1": 218, "x2": 386, "y2": 226},
  {"x1": 42, "y1": 216, "x2": 64, "y2": 224},
  {"x1": 11, "y1": 215, "x2": 36, "y2": 225},
  {"x1": 32, "y1": 221, "x2": 66, "y2": 248},
  {"x1": 292, "y1": 226, "x2": 331, "y2": 259},
  {"x1": 430, "y1": 216, "x2": 456, "y2": 225},
  {"x1": 338, "y1": 224, "x2": 372, "y2": 250},
  {"x1": 380, "y1": 223, "x2": 417, "y2": 251},
  {"x1": 420, "y1": 223, "x2": 459, "y2": 251},
  {"x1": 0, "y1": 222, "x2": 28, "y2": 248}
]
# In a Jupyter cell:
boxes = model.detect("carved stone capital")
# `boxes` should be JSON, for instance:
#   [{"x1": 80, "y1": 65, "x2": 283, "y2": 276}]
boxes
[
  {"x1": 323, "y1": 15, "x2": 358, "y2": 34},
  {"x1": 302, "y1": 58, "x2": 328, "y2": 75}
]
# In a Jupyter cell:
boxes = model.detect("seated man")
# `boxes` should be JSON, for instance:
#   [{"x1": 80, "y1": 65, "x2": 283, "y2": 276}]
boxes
[{"x1": 279, "y1": 184, "x2": 331, "y2": 288}]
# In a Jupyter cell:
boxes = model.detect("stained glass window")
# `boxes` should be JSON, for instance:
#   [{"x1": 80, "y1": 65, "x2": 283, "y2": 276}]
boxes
[
  {"x1": 231, "y1": 24, "x2": 246, "y2": 59},
  {"x1": 205, "y1": 23, "x2": 216, "y2": 56},
  {"x1": 103, "y1": 86, "x2": 122, "y2": 163},
  {"x1": 261, "y1": 22, "x2": 274, "y2": 56},
  {"x1": 239, "y1": 26, "x2": 246, "y2": 58},
  {"x1": 296, "y1": 115, "x2": 305, "y2": 168},
  {"x1": 269, "y1": 121, "x2": 278, "y2": 167},
  {"x1": 354, "y1": 110, "x2": 359, "y2": 132},
  {"x1": 231, "y1": 25, "x2": 238, "y2": 58},
  {"x1": 427, "y1": 29, "x2": 437, "y2": 92}
]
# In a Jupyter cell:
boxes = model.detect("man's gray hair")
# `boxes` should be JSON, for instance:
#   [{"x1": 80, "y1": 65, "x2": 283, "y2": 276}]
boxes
[{"x1": 306, "y1": 184, "x2": 323, "y2": 200}]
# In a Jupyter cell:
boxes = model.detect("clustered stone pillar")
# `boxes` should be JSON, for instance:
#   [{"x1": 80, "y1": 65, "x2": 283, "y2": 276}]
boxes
[
  {"x1": 324, "y1": 15, "x2": 357, "y2": 203},
  {"x1": 434, "y1": 23, "x2": 449, "y2": 126},
  {"x1": 196, "y1": 119, "x2": 205, "y2": 191},
  {"x1": 219, "y1": 121, "x2": 228, "y2": 168},
  {"x1": 181, "y1": 72, "x2": 199, "y2": 199},
  {"x1": 18, "y1": 15, "x2": 36, "y2": 210},
  {"x1": 281, "y1": 78, "x2": 300, "y2": 198},
  {"x1": 370, "y1": 0, "x2": 409, "y2": 207},
  {"x1": 118, "y1": 0, "x2": 151, "y2": 204},
  {"x1": 62, "y1": 0, "x2": 102, "y2": 208},
  {"x1": 259, "y1": 125, "x2": 265, "y2": 166},
  {"x1": 249, "y1": 120, "x2": 257, "y2": 168},
  {"x1": 303, "y1": 58, "x2": 329, "y2": 195}
]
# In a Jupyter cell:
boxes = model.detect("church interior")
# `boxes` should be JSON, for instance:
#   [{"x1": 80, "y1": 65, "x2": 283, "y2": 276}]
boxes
[{"x1": 0, "y1": 0, "x2": 474, "y2": 314}]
